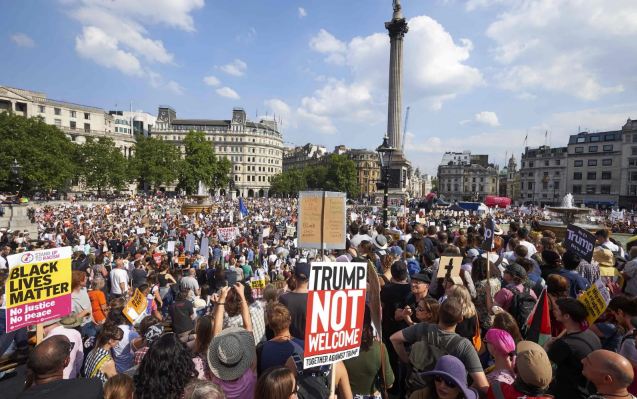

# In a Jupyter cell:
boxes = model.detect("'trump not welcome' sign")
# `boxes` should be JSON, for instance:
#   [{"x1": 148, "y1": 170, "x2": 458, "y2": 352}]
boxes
[
  {"x1": 5, "y1": 247, "x2": 73, "y2": 332},
  {"x1": 304, "y1": 262, "x2": 367, "y2": 369}
]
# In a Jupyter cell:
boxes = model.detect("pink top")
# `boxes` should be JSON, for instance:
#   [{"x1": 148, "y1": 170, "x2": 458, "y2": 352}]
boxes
[
  {"x1": 211, "y1": 369, "x2": 257, "y2": 399},
  {"x1": 45, "y1": 326, "x2": 84, "y2": 379}
]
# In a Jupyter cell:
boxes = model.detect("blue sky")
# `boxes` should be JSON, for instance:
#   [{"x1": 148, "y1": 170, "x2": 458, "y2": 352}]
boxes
[{"x1": 2, "y1": 0, "x2": 637, "y2": 175}]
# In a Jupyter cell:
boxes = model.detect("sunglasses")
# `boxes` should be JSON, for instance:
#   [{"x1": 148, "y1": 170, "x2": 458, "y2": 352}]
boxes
[{"x1": 434, "y1": 375, "x2": 457, "y2": 388}]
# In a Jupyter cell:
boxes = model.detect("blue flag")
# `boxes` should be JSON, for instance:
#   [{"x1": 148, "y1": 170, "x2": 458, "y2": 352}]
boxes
[{"x1": 239, "y1": 197, "x2": 249, "y2": 217}]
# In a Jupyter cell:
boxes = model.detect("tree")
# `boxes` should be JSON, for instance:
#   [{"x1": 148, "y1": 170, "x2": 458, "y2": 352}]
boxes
[
  {"x1": 78, "y1": 137, "x2": 129, "y2": 194},
  {"x1": 177, "y1": 131, "x2": 231, "y2": 194},
  {"x1": 0, "y1": 112, "x2": 77, "y2": 193},
  {"x1": 304, "y1": 165, "x2": 327, "y2": 190},
  {"x1": 129, "y1": 136, "x2": 181, "y2": 192},
  {"x1": 324, "y1": 154, "x2": 359, "y2": 198},
  {"x1": 270, "y1": 168, "x2": 307, "y2": 197}
]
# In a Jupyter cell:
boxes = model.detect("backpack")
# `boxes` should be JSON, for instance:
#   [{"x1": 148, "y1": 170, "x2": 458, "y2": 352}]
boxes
[
  {"x1": 406, "y1": 329, "x2": 464, "y2": 394},
  {"x1": 505, "y1": 286, "x2": 537, "y2": 337},
  {"x1": 291, "y1": 352, "x2": 331, "y2": 399}
]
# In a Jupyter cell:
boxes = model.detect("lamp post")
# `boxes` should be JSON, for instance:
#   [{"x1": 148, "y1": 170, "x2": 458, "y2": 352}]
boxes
[
  {"x1": 10, "y1": 158, "x2": 23, "y2": 197},
  {"x1": 376, "y1": 134, "x2": 395, "y2": 228}
]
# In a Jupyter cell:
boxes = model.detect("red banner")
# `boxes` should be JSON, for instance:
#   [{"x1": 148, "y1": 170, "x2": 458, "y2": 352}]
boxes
[{"x1": 303, "y1": 262, "x2": 367, "y2": 368}]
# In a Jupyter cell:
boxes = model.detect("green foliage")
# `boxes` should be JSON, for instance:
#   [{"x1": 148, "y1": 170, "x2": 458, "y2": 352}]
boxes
[
  {"x1": 269, "y1": 154, "x2": 359, "y2": 198},
  {"x1": 0, "y1": 112, "x2": 77, "y2": 192},
  {"x1": 129, "y1": 136, "x2": 181, "y2": 191},
  {"x1": 177, "y1": 131, "x2": 231, "y2": 194},
  {"x1": 77, "y1": 137, "x2": 129, "y2": 193}
]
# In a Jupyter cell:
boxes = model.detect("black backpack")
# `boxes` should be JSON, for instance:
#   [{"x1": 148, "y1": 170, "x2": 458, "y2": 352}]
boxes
[
  {"x1": 291, "y1": 352, "x2": 331, "y2": 399},
  {"x1": 505, "y1": 286, "x2": 537, "y2": 336}
]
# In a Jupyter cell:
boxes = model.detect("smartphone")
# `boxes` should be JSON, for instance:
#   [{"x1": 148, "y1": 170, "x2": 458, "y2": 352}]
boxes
[{"x1": 227, "y1": 272, "x2": 237, "y2": 286}]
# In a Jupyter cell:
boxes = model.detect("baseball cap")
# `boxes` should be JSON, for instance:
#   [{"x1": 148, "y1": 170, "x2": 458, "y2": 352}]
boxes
[
  {"x1": 389, "y1": 246, "x2": 403, "y2": 257},
  {"x1": 504, "y1": 263, "x2": 527, "y2": 280},
  {"x1": 405, "y1": 244, "x2": 416, "y2": 254},
  {"x1": 294, "y1": 262, "x2": 310, "y2": 280},
  {"x1": 515, "y1": 341, "x2": 552, "y2": 389}
]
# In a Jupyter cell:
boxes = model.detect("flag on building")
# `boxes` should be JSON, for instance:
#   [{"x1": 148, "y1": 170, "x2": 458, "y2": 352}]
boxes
[{"x1": 525, "y1": 288, "x2": 552, "y2": 346}]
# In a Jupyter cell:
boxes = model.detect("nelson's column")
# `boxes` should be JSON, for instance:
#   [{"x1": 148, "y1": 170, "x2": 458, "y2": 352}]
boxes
[{"x1": 384, "y1": 0, "x2": 411, "y2": 195}]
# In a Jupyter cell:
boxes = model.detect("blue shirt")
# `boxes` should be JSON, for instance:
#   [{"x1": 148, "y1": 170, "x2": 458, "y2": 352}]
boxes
[{"x1": 556, "y1": 268, "x2": 590, "y2": 298}]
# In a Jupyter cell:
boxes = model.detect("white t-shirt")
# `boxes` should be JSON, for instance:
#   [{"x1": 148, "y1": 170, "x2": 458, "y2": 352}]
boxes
[
  {"x1": 110, "y1": 268, "x2": 129, "y2": 295},
  {"x1": 520, "y1": 240, "x2": 537, "y2": 257}
]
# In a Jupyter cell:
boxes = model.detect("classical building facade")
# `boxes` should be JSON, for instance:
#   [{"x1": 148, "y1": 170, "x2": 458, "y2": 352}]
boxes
[
  {"x1": 345, "y1": 149, "x2": 381, "y2": 198},
  {"x1": 620, "y1": 119, "x2": 637, "y2": 209},
  {"x1": 438, "y1": 152, "x2": 499, "y2": 202},
  {"x1": 153, "y1": 107, "x2": 283, "y2": 198},
  {"x1": 282, "y1": 143, "x2": 328, "y2": 171},
  {"x1": 519, "y1": 146, "x2": 568, "y2": 206},
  {"x1": 0, "y1": 86, "x2": 136, "y2": 158}
]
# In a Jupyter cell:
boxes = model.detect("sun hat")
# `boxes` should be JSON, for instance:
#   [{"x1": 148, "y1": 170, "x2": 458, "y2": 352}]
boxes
[
  {"x1": 207, "y1": 326, "x2": 255, "y2": 381},
  {"x1": 593, "y1": 248, "x2": 615, "y2": 268},
  {"x1": 420, "y1": 355, "x2": 478, "y2": 399},
  {"x1": 60, "y1": 315, "x2": 82, "y2": 328},
  {"x1": 494, "y1": 225, "x2": 504, "y2": 236},
  {"x1": 515, "y1": 341, "x2": 552, "y2": 389},
  {"x1": 373, "y1": 234, "x2": 388, "y2": 250},
  {"x1": 484, "y1": 328, "x2": 515, "y2": 357}
]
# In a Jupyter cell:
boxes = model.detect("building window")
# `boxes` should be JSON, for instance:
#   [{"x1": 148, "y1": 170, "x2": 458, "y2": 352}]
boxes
[
  {"x1": 587, "y1": 172, "x2": 596, "y2": 180},
  {"x1": 70, "y1": 121, "x2": 76, "y2": 129},
  {"x1": 84, "y1": 112, "x2": 90, "y2": 120},
  {"x1": 554, "y1": 181, "x2": 560, "y2": 189},
  {"x1": 601, "y1": 171, "x2": 611, "y2": 180},
  {"x1": 576, "y1": 137, "x2": 585, "y2": 143},
  {"x1": 54, "y1": 119, "x2": 62, "y2": 127},
  {"x1": 574, "y1": 160, "x2": 583, "y2": 167},
  {"x1": 527, "y1": 182, "x2": 533, "y2": 190},
  {"x1": 529, "y1": 162, "x2": 534, "y2": 167},
  {"x1": 632, "y1": 147, "x2": 637, "y2": 156},
  {"x1": 543, "y1": 182, "x2": 548, "y2": 190},
  {"x1": 575, "y1": 147, "x2": 583, "y2": 153},
  {"x1": 633, "y1": 134, "x2": 637, "y2": 143},
  {"x1": 588, "y1": 159, "x2": 597, "y2": 166},
  {"x1": 71, "y1": 111, "x2": 77, "y2": 118},
  {"x1": 602, "y1": 159, "x2": 612, "y2": 166},
  {"x1": 589, "y1": 146, "x2": 598, "y2": 152},
  {"x1": 84, "y1": 123, "x2": 90, "y2": 132},
  {"x1": 631, "y1": 172, "x2": 637, "y2": 181},
  {"x1": 603, "y1": 144, "x2": 613, "y2": 152},
  {"x1": 38, "y1": 105, "x2": 45, "y2": 113},
  {"x1": 630, "y1": 159, "x2": 637, "y2": 167},
  {"x1": 54, "y1": 108, "x2": 61, "y2": 115},
  {"x1": 573, "y1": 172, "x2": 582, "y2": 180},
  {"x1": 590, "y1": 136, "x2": 600, "y2": 142},
  {"x1": 544, "y1": 160, "x2": 549, "y2": 166},
  {"x1": 555, "y1": 159, "x2": 561, "y2": 166},
  {"x1": 604, "y1": 134, "x2": 615, "y2": 141},
  {"x1": 573, "y1": 185, "x2": 582, "y2": 194},
  {"x1": 600, "y1": 185, "x2": 611, "y2": 194},
  {"x1": 586, "y1": 185, "x2": 596, "y2": 194}
]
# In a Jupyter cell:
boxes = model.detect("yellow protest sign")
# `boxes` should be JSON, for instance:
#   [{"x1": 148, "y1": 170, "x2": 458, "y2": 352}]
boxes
[
  {"x1": 578, "y1": 284, "x2": 607, "y2": 325},
  {"x1": 123, "y1": 289, "x2": 147, "y2": 323},
  {"x1": 250, "y1": 279, "x2": 266, "y2": 289}
]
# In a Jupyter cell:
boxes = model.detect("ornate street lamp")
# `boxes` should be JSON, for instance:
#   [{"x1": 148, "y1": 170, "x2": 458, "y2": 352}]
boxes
[{"x1": 376, "y1": 134, "x2": 395, "y2": 228}]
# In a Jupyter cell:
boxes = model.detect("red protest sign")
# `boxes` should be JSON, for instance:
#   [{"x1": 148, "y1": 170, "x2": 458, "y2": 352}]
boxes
[{"x1": 304, "y1": 262, "x2": 367, "y2": 369}]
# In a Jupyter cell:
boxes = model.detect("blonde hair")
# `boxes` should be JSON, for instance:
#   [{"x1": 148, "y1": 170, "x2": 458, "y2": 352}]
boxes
[{"x1": 446, "y1": 285, "x2": 476, "y2": 318}]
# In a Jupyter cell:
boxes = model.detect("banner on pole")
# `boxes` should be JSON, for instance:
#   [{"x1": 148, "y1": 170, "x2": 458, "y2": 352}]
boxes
[
  {"x1": 304, "y1": 262, "x2": 367, "y2": 368},
  {"x1": 5, "y1": 247, "x2": 73, "y2": 332}
]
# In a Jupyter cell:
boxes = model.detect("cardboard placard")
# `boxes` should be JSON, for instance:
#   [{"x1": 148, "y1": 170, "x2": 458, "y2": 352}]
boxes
[
  {"x1": 563, "y1": 224, "x2": 596, "y2": 263},
  {"x1": 123, "y1": 289, "x2": 147, "y2": 324},
  {"x1": 5, "y1": 247, "x2": 73, "y2": 332},
  {"x1": 286, "y1": 225, "x2": 296, "y2": 237},
  {"x1": 304, "y1": 262, "x2": 367, "y2": 368},
  {"x1": 436, "y1": 256, "x2": 464, "y2": 285},
  {"x1": 297, "y1": 191, "x2": 346, "y2": 250}
]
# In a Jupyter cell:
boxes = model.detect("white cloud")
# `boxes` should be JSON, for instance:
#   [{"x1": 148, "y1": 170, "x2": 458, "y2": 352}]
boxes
[
  {"x1": 465, "y1": 0, "x2": 509, "y2": 11},
  {"x1": 218, "y1": 59, "x2": 247, "y2": 77},
  {"x1": 474, "y1": 111, "x2": 500, "y2": 127},
  {"x1": 298, "y1": 16, "x2": 483, "y2": 133},
  {"x1": 486, "y1": 0, "x2": 637, "y2": 100},
  {"x1": 298, "y1": 7, "x2": 307, "y2": 18},
  {"x1": 165, "y1": 81, "x2": 185, "y2": 95},
  {"x1": 75, "y1": 26, "x2": 144, "y2": 76},
  {"x1": 10, "y1": 33, "x2": 35, "y2": 47},
  {"x1": 203, "y1": 75, "x2": 221, "y2": 87},
  {"x1": 216, "y1": 86, "x2": 240, "y2": 100}
]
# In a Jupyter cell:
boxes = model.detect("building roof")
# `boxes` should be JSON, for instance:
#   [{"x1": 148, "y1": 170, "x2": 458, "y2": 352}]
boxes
[
  {"x1": 567, "y1": 130, "x2": 622, "y2": 144},
  {"x1": 172, "y1": 119, "x2": 230, "y2": 126}
]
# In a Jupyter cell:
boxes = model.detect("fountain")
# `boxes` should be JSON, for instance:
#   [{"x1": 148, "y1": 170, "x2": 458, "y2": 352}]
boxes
[
  {"x1": 535, "y1": 193, "x2": 603, "y2": 239},
  {"x1": 181, "y1": 181, "x2": 214, "y2": 215}
]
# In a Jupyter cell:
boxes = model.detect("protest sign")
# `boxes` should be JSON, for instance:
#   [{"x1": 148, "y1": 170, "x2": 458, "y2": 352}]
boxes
[
  {"x1": 217, "y1": 227, "x2": 240, "y2": 242},
  {"x1": 578, "y1": 281, "x2": 610, "y2": 325},
  {"x1": 5, "y1": 247, "x2": 73, "y2": 332},
  {"x1": 166, "y1": 241, "x2": 175, "y2": 253},
  {"x1": 200, "y1": 237, "x2": 209, "y2": 257},
  {"x1": 436, "y1": 256, "x2": 464, "y2": 285},
  {"x1": 297, "y1": 191, "x2": 346, "y2": 250},
  {"x1": 481, "y1": 218, "x2": 495, "y2": 251},
  {"x1": 123, "y1": 289, "x2": 147, "y2": 323},
  {"x1": 262, "y1": 227, "x2": 271, "y2": 238},
  {"x1": 136, "y1": 227, "x2": 146, "y2": 235},
  {"x1": 250, "y1": 278, "x2": 266, "y2": 299},
  {"x1": 286, "y1": 225, "x2": 296, "y2": 237},
  {"x1": 563, "y1": 224, "x2": 596, "y2": 263},
  {"x1": 185, "y1": 234, "x2": 196, "y2": 253},
  {"x1": 304, "y1": 262, "x2": 367, "y2": 368}
]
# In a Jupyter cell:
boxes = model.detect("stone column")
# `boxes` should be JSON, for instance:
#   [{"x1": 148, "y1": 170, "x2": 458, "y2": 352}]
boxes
[{"x1": 385, "y1": 7, "x2": 408, "y2": 151}]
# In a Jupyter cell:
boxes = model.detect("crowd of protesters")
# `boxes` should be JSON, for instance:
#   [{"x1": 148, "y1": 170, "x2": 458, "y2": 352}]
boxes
[{"x1": 0, "y1": 194, "x2": 636, "y2": 399}]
